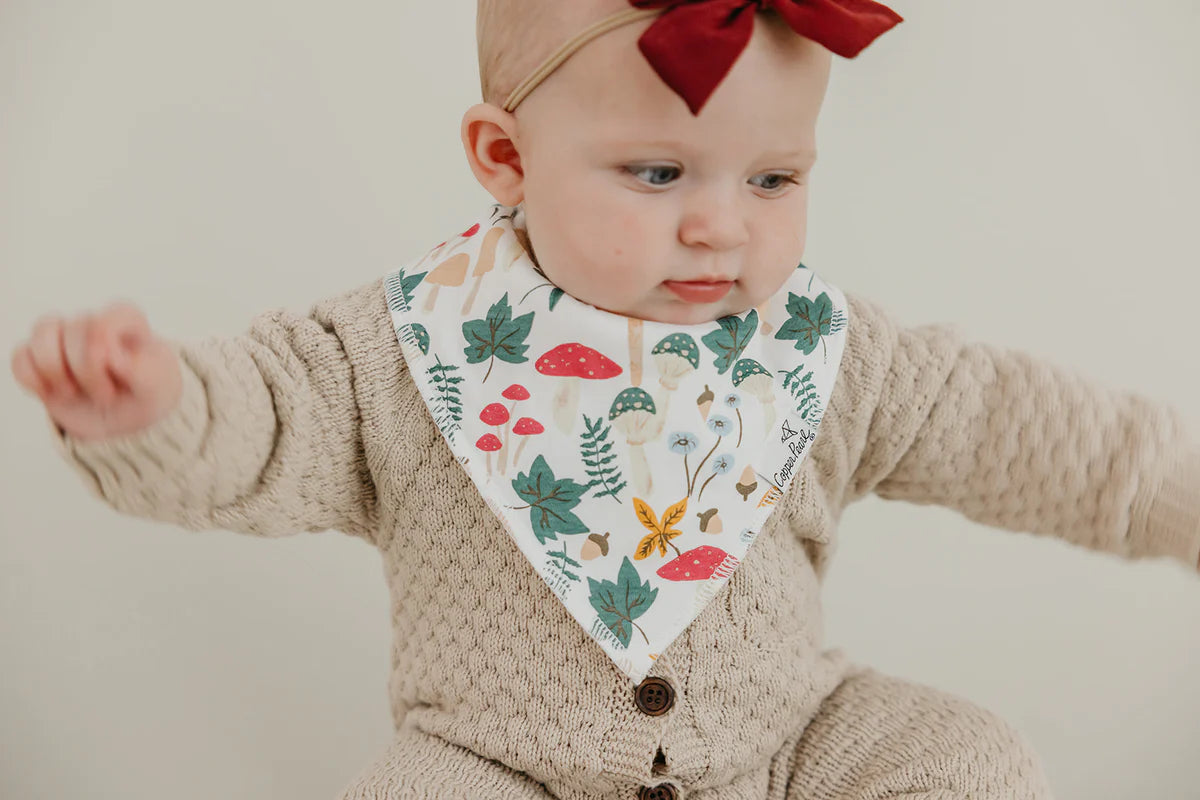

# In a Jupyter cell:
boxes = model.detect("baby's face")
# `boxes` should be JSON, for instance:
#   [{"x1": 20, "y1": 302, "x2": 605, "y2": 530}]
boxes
[{"x1": 472, "y1": 10, "x2": 831, "y2": 325}]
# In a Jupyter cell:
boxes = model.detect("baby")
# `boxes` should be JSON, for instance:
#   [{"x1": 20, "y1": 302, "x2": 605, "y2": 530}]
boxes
[{"x1": 10, "y1": 1, "x2": 1200, "y2": 799}]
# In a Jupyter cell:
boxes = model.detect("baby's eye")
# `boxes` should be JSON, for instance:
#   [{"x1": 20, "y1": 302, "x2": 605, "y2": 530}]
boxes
[
  {"x1": 626, "y1": 165, "x2": 681, "y2": 187},
  {"x1": 751, "y1": 172, "x2": 801, "y2": 193}
]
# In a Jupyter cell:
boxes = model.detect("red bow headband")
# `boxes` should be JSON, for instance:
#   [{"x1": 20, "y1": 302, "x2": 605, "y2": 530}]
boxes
[{"x1": 502, "y1": 0, "x2": 903, "y2": 115}]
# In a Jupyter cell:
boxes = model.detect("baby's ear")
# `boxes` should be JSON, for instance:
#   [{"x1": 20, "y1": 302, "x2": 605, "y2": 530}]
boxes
[{"x1": 461, "y1": 103, "x2": 524, "y2": 207}]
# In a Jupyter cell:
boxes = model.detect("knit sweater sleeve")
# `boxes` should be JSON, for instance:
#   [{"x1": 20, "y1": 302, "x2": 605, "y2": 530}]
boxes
[
  {"x1": 46, "y1": 278, "x2": 388, "y2": 545},
  {"x1": 838, "y1": 291, "x2": 1200, "y2": 570}
]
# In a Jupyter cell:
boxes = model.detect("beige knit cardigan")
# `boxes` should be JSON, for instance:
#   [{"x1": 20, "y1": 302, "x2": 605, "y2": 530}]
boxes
[{"x1": 47, "y1": 277, "x2": 1200, "y2": 798}]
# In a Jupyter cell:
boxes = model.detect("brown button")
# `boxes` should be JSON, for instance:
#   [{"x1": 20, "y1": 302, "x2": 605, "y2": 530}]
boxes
[
  {"x1": 634, "y1": 676, "x2": 675, "y2": 716},
  {"x1": 638, "y1": 784, "x2": 679, "y2": 800}
]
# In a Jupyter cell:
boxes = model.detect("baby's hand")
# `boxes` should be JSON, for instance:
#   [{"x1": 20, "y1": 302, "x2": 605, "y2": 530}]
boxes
[{"x1": 9, "y1": 302, "x2": 183, "y2": 442}]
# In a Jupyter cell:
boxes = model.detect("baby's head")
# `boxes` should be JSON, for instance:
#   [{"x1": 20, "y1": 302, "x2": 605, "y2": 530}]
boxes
[{"x1": 464, "y1": 1, "x2": 834, "y2": 325}]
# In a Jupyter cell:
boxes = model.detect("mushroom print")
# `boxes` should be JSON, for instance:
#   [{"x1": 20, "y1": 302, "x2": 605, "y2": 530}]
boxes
[
  {"x1": 650, "y1": 333, "x2": 699, "y2": 415},
  {"x1": 609, "y1": 387, "x2": 661, "y2": 495},
  {"x1": 509, "y1": 416, "x2": 545, "y2": 472},
  {"x1": 498, "y1": 383, "x2": 530, "y2": 475},
  {"x1": 475, "y1": 433, "x2": 502, "y2": 476},
  {"x1": 425, "y1": 222, "x2": 481, "y2": 266},
  {"x1": 629, "y1": 319, "x2": 644, "y2": 386},
  {"x1": 460, "y1": 227, "x2": 507, "y2": 316},
  {"x1": 757, "y1": 302, "x2": 774, "y2": 336},
  {"x1": 731, "y1": 358, "x2": 777, "y2": 435},
  {"x1": 656, "y1": 546, "x2": 738, "y2": 583},
  {"x1": 423, "y1": 253, "x2": 470, "y2": 312},
  {"x1": 479, "y1": 402, "x2": 509, "y2": 470},
  {"x1": 536, "y1": 343, "x2": 623, "y2": 435}
]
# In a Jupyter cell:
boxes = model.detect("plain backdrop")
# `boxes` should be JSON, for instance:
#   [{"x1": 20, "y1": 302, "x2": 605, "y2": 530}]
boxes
[{"x1": 2, "y1": 1, "x2": 1198, "y2": 798}]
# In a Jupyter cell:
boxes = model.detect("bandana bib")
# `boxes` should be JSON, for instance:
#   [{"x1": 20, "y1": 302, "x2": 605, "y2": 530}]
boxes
[{"x1": 384, "y1": 204, "x2": 848, "y2": 685}]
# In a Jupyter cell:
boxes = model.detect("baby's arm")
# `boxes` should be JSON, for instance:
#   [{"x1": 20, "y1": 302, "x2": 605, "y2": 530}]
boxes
[
  {"x1": 10, "y1": 279, "x2": 388, "y2": 544},
  {"x1": 838, "y1": 292, "x2": 1200, "y2": 570}
]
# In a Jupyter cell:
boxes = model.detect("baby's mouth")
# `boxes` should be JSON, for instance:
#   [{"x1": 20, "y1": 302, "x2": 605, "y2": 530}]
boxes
[{"x1": 662, "y1": 279, "x2": 735, "y2": 304}]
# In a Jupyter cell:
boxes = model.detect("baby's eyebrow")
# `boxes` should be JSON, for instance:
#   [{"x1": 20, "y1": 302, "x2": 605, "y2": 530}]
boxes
[
  {"x1": 763, "y1": 148, "x2": 818, "y2": 167},
  {"x1": 604, "y1": 140, "x2": 818, "y2": 167}
]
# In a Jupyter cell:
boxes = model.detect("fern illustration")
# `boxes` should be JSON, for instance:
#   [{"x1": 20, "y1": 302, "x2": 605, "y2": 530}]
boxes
[
  {"x1": 427, "y1": 355, "x2": 464, "y2": 436},
  {"x1": 779, "y1": 364, "x2": 824, "y2": 427},
  {"x1": 384, "y1": 267, "x2": 428, "y2": 313},
  {"x1": 580, "y1": 414, "x2": 626, "y2": 502},
  {"x1": 545, "y1": 547, "x2": 582, "y2": 583}
]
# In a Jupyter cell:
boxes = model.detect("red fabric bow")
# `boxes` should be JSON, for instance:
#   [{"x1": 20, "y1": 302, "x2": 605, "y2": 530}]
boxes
[{"x1": 630, "y1": 0, "x2": 903, "y2": 114}]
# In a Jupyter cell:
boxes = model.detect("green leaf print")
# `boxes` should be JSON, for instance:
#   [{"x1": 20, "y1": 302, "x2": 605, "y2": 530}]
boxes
[
  {"x1": 587, "y1": 557, "x2": 657, "y2": 648},
  {"x1": 549, "y1": 287, "x2": 565, "y2": 311},
  {"x1": 426, "y1": 355, "x2": 463, "y2": 436},
  {"x1": 462, "y1": 293, "x2": 535, "y2": 383},
  {"x1": 779, "y1": 363, "x2": 823, "y2": 426},
  {"x1": 545, "y1": 547, "x2": 582, "y2": 583},
  {"x1": 384, "y1": 268, "x2": 428, "y2": 313},
  {"x1": 410, "y1": 323, "x2": 430, "y2": 355},
  {"x1": 700, "y1": 309, "x2": 759, "y2": 375},
  {"x1": 774, "y1": 292, "x2": 837, "y2": 357},
  {"x1": 580, "y1": 414, "x2": 626, "y2": 503},
  {"x1": 511, "y1": 455, "x2": 589, "y2": 544}
]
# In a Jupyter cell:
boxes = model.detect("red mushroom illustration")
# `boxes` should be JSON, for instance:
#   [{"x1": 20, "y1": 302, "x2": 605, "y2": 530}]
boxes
[
  {"x1": 498, "y1": 383, "x2": 531, "y2": 475},
  {"x1": 509, "y1": 416, "x2": 545, "y2": 472},
  {"x1": 656, "y1": 546, "x2": 739, "y2": 582},
  {"x1": 428, "y1": 222, "x2": 482, "y2": 263},
  {"x1": 479, "y1": 403, "x2": 510, "y2": 470},
  {"x1": 475, "y1": 433, "x2": 502, "y2": 476},
  {"x1": 535, "y1": 343, "x2": 623, "y2": 434}
]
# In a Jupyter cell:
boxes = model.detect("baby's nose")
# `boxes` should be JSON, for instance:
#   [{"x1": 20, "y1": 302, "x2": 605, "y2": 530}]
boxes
[{"x1": 677, "y1": 190, "x2": 750, "y2": 251}]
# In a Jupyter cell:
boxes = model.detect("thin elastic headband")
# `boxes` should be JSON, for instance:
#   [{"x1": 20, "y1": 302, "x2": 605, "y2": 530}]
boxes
[{"x1": 501, "y1": 0, "x2": 903, "y2": 116}]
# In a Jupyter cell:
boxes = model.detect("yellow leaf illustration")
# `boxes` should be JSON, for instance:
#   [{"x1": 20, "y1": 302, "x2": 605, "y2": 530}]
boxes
[
  {"x1": 633, "y1": 497, "x2": 660, "y2": 533},
  {"x1": 635, "y1": 530, "x2": 662, "y2": 560},
  {"x1": 660, "y1": 497, "x2": 688, "y2": 531}
]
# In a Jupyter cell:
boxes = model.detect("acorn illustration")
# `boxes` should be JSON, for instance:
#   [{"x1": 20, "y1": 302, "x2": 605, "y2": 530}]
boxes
[
  {"x1": 735, "y1": 465, "x2": 758, "y2": 501},
  {"x1": 696, "y1": 384, "x2": 715, "y2": 421},
  {"x1": 697, "y1": 508, "x2": 723, "y2": 534},
  {"x1": 581, "y1": 532, "x2": 611, "y2": 561}
]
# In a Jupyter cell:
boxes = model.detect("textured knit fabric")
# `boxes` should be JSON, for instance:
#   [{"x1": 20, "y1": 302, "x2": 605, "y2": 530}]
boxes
[
  {"x1": 48, "y1": 276, "x2": 1200, "y2": 800},
  {"x1": 337, "y1": 666, "x2": 1055, "y2": 800}
]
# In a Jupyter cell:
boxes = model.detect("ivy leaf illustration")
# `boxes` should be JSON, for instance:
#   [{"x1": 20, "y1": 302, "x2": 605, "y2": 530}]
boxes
[
  {"x1": 511, "y1": 455, "x2": 589, "y2": 544},
  {"x1": 774, "y1": 292, "x2": 833, "y2": 355},
  {"x1": 462, "y1": 293, "x2": 534, "y2": 382},
  {"x1": 587, "y1": 556, "x2": 658, "y2": 648},
  {"x1": 701, "y1": 310, "x2": 758, "y2": 374}
]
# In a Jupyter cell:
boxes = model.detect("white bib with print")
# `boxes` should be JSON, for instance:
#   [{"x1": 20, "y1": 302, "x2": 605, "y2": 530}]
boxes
[{"x1": 384, "y1": 204, "x2": 849, "y2": 685}]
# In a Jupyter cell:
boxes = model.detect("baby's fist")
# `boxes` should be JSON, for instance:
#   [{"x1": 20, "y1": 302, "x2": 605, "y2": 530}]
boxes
[{"x1": 10, "y1": 302, "x2": 182, "y2": 442}]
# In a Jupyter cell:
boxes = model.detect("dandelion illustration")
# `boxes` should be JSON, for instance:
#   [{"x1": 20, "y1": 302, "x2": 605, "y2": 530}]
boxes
[
  {"x1": 668, "y1": 431, "x2": 699, "y2": 497},
  {"x1": 707, "y1": 415, "x2": 733, "y2": 438},
  {"x1": 697, "y1": 453, "x2": 735, "y2": 501},
  {"x1": 724, "y1": 393, "x2": 744, "y2": 446},
  {"x1": 668, "y1": 431, "x2": 700, "y2": 455}
]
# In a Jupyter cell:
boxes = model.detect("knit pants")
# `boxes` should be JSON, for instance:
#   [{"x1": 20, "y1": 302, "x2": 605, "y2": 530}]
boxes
[{"x1": 337, "y1": 666, "x2": 1054, "y2": 800}]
